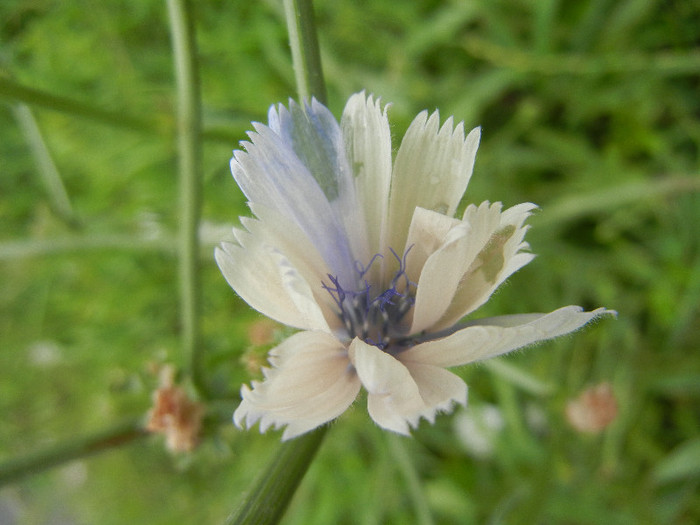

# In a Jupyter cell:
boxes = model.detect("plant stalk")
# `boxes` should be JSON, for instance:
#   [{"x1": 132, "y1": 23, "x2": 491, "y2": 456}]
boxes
[
  {"x1": 0, "y1": 419, "x2": 147, "y2": 487},
  {"x1": 166, "y1": 0, "x2": 207, "y2": 397},
  {"x1": 283, "y1": 0, "x2": 327, "y2": 104},
  {"x1": 225, "y1": 427, "x2": 328, "y2": 525},
  {"x1": 226, "y1": 2, "x2": 330, "y2": 524}
]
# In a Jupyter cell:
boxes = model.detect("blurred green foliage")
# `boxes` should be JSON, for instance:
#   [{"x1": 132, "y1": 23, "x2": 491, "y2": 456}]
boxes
[{"x1": 1, "y1": 0, "x2": 699, "y2": 523}]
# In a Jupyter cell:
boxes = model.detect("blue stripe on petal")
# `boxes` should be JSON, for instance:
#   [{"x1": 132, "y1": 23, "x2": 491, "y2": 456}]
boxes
[
  {"x1": 269, "y1": 99, "x2": 352, "y2": 203},
  {"x1": 231, "y1": 123, "x2": 356, "y2": 287}
]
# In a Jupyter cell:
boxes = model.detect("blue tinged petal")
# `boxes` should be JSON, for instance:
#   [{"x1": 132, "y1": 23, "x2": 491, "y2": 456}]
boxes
[
  {"x1": 270, "y1": 99, "x2": 369, "y2": 262},
  {"x1": 268, "y1": 98, "x2": 351, "y2": 202},
  {"x1": 231, "y1": 123, "x2": 356, "y2": 286}
]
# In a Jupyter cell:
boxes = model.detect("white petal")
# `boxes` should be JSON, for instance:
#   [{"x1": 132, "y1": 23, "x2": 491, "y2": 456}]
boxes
[
  {"x1": 244, "y1": 204, "x2": 343, "y2": 331},
  {"x1": 349, "y1": 339, "x2": 427, "y2": 434},
  {"x1": 403, "y1": 206, "x2": 462, "y2": 284},
  {"x1": 400, "y1": 362, "x2": 468, "y2": 423},
  {"x1": 233, "y1": 331, "x2": 361, "y2": 440},
  {"x1": 401, "y1": 306, "x2": 616, "y2": 368},
  {"x1": 387, "y1": 115, "x2": 480, "y2": 252},
  {"x1": 341, "y1": 93, "x2": 393, "y2": 269},
  {"x1": 403, "y1": 204, "x2": 532, "y2": 334},
  {"x1": 243, "y1": 204, "x2": 328, "y2": 285},
  {"x1": 215, "y1": 236, "x2": 329, "y2": 332},
  {"x1": 408, "y1": 215, "x2": 471, "y2": 333},
  {"x1": 433, "y1": 201, "x2": 537, "y2": 330}
]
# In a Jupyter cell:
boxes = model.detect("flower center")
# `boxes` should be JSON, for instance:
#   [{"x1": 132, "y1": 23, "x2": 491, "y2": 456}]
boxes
[{"x1": 322, "y1": 247, "x2": 416, "y2": 349}]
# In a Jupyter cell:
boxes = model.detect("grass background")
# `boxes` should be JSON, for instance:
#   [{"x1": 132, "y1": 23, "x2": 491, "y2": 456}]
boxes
[{"x1": 1, "y1": 0, "x2": 699, "y2": 523}]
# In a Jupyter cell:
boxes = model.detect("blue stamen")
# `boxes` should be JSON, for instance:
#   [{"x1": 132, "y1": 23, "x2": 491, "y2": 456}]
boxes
[
  {"x1": 321, "y1": 247, "x2": 417, "y2": 351},
  {"x1": 355, "y1": 252, "x2": 383, "y2": 278},
  {"x1": 321, "y1": 274, "x2": 346, "y2": 308},
  {"x1": 373, "y1": 287, "x2": 402, "y2": 311},
  {"x1": 388, "y1": 245, "x2": 417, "y2": 290}
]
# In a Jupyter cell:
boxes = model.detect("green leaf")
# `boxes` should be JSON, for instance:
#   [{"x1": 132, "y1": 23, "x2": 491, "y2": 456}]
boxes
[{"x1": 652, "y1": 438, "x2": 700, "y2": 485}]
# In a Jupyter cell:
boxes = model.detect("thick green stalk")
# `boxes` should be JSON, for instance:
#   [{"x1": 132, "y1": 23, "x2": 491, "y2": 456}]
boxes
[
  {"x1": 226, "y1": 2, "x2": 330, "y2": 524},
  {"x1": 283, "y1": 0, "x2": 327, "y2": 104},
  {"x1": 0, "y1": 419, "x2": 147, "y2": 487},
  {"x1": 166, "y1": 0, "x2": 207, "y2": 397},
  {"x1": 225, "y1": 427, "x2": 328, "y2": 525}
]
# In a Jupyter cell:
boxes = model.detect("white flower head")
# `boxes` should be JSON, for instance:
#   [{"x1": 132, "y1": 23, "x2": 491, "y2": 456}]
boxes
[{"x1": 216, "y1": 92, "x2": 614, "y2": 441}]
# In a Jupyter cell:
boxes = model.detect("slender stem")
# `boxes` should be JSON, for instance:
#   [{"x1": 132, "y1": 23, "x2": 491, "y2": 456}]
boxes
[
  {"x1": 0, "y1": 419, "x2": 147, "y2": 487},
  {"x1": 483, "y1": 358, "x2": 554, "y2": 397},
  {"x1": 0, "y1": 235, "x2": 175, "y2": 260},
  {"x1": 12, "y1": 103, "x2": 82, "y2": 229},
  {"x1": 387, "y1": 434, "x2": 435, "y2": 525},
  {"x1": 283, "y1": 0, "x2": 327, "y2": 104},
  {"x1": 0, "y1": 76, "x2": 160, "y2": 134},
  {"x1": 167, "y1": 0, "x2": 207, "y2": 397},
  {"x1": 0, "y1": 76, "x2": 242, "y2": 143},
  {"x1": 225, "y1": 427, "x2": 328, "y2": 525},
  {"x1": 0, "y1": 405, "x2": 236, "y2": 487}
]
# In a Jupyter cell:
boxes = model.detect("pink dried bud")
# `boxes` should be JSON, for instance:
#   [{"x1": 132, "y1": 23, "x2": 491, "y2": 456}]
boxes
[
  {"x1": 247, "y1": 319, "x2": 278, "y2": 346},
  {"x1": 240, "y1": 350, "x2": 267, "y2": 377},
  {"x1": 146, "y1": 366, "x2": 204, "y2": 452},
  {"x1": 565, "y1": 382, "x2": 618, "y2": 434}
]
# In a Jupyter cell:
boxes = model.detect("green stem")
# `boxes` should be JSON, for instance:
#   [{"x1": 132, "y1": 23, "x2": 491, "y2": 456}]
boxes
[
  {"x1": 483, "y1": 358, "x2": 554, "y2": 397},
  {"x1": 0, "y1": 406, "x2": 236, "y2": 487},
  {"x1": 0, "y1": 75, "x2": 160, "y2": 134},
  {"x1": 167, "y1": 0, "x2": 207, "y2": 397},
  {"x1": 0, "y1": 419, "x2": 147, "y2": 487},
  {"x1": 283, "y1": 0, "x2": 327, "y2": 104},
  {"x1": 0, "y1": 235, "x2": 174, "y2": 260},
  {"x1": 11, "y1": 103, "x2": 82, "y2": 228},
  {"x1": 225, "y1": 427, "x2": 328, "y2": 525},
  {"x1": 0, "y1": 76, "x2": 242, "y2": 144},
  {"x1": 387, "y1": 434, "x2": 435, "y2": 525}
]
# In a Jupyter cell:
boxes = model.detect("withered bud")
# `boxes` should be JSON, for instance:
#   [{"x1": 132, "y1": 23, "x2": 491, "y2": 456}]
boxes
[
  {"x1": 247, "y1": 318, "x2": 278, "y2": 346},
  {"x1": 565, "y1": 382, "x2": 618, "y2": 434},
  {"x1": 146, "y1": 365, "x2": 204, "y2": 452}
]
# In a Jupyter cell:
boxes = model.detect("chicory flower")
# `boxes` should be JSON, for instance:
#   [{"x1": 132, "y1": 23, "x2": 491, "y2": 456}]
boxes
[{"x1": 216, "y1": 93, "x2": 613, "y2": 440}]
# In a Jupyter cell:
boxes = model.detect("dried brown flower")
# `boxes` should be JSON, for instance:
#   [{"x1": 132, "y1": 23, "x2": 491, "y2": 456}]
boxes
[
  {"x1": 146, "y1": 366, "x2": 204, "y2": 452},
  {"x1": 566, "y1": 382, "x2": 618, "y2": 434},
  {"x1": 247, "y1": 318, "x2": 278, "y2": 346}
]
